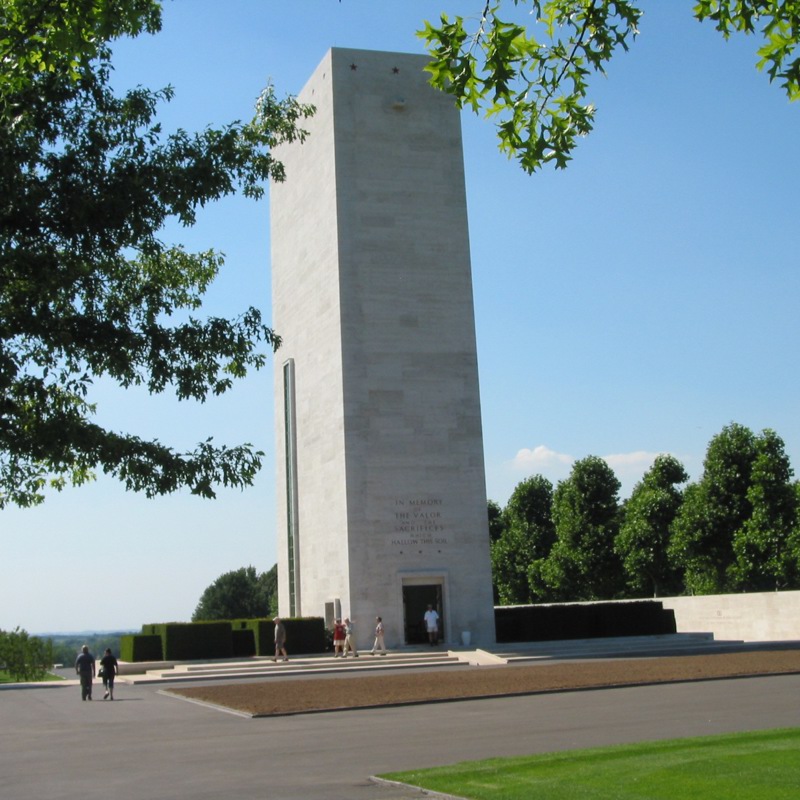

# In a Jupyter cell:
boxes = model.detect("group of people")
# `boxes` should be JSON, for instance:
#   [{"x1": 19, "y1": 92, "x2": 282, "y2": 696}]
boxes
[
  {"x1": 277, "y1": 606, "x2": 440, "y2": 659},
  {"x1": 74, "y1": 645, "x2": 119, "y2": 701},
  {"x1": 331, "y1": 616, "x2": 387, "y2": 657}
]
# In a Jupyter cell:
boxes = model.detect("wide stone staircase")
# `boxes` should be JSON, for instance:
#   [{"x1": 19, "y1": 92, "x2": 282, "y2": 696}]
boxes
[{"x1": 121, "y1": 649, "x2": 466, "y2": 685}]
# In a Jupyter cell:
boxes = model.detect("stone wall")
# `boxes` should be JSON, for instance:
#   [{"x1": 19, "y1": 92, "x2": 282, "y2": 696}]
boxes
[{"x1": 660, "y1": 590, "x2": 800, "y2": 642}]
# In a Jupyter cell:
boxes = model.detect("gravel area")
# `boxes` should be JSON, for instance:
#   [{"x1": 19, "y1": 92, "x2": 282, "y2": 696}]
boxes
[{"x1": 167, "y1": 649, "x2": 800, "y2": 717}]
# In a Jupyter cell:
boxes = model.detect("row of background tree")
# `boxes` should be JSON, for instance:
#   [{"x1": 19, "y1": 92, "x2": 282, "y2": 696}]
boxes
[
  {"x1": 192, "y1": 422, "x2": 799, "y2": 624},
  {"x1": 489, "y1": 423, "x2": 800, "y2": 605}
]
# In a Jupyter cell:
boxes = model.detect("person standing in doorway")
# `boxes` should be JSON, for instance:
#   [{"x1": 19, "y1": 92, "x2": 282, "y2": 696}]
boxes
[
  {"x1": 75, "y1": 645, "x2": 95, "y2": 701},
  {"x1": 273, "y1": 616, "x2": 289, "y2": 662},
  {"x1": 424, "y1": 605, "x2": 439, "y2": 646},
  {"x1": 371, "y1": 616, "x2": 387, "y2": 655},
  {"x1": 342, "y1": 618, "x2": 358, "y2": 657},
  {"x1": 100, "y1": 648, "x2": 119, "y2": 700}
]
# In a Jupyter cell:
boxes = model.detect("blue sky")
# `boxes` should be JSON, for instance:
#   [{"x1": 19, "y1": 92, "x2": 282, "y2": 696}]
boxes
[{"x1": 2, "y1": 1, "x2": 798, "y2": 633}]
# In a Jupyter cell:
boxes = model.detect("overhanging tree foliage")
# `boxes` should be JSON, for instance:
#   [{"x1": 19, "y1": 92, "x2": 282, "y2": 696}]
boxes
[
  {"x1": 420, "y1": 1, "x2": 800, "y2": 173},
  {"x1": 0, "y1": 0, "x2": 314, "y2": 507}
]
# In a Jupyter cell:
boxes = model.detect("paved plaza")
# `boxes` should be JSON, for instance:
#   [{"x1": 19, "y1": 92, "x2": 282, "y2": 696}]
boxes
[{"x1": 2, "y1": 669, "x2": 799, "y2": 799}]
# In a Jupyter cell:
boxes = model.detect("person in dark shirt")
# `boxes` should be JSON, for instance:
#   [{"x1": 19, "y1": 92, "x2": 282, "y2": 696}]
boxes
[
  {"x1": 74, "y1": 645, "x2": 95, "y2": 701},
  {"x1": 99, "y1": 648, "x2": 119, "y2": 700}
]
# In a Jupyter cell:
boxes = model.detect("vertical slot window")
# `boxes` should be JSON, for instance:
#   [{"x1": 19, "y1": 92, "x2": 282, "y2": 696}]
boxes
[{"x1": 283, "y1": 359, "x2": 300, "y2": 617}]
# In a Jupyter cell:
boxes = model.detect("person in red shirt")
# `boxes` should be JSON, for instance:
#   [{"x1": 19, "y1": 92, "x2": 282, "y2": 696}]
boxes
[{"x1": 332, "y1": 619, "x2": 346, "y2": 657}]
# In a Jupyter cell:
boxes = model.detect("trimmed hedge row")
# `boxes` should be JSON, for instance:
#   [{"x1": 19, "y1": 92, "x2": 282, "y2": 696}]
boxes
[
  {"x1": 494, "y1": 600, "x2": 676, "y2": 643},
  {"x1": 120, "y1": 633, "x2": 162, "y2": 662},
  {"x1": 231, "y1": 617, "x2": 326, "y2": 656},
  {"x1": 121, "y1": 617, "x2": 326, "y2": 662},
  {"x1": 120, "y1": 605, "x2": 672, "y2": 660}
]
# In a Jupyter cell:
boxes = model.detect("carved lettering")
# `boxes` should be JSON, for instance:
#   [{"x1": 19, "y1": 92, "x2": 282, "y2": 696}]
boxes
[{"x1": 389, "y1": 496, "x2": 449, "y2": 548}]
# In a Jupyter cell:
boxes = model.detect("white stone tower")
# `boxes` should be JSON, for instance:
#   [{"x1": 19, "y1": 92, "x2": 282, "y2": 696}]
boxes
[{"x1": 271, "y1": 48, "x2": 495, "y2": 648}]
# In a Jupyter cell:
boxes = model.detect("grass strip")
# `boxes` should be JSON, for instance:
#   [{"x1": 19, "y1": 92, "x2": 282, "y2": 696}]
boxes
[
  {"x1": 0, "y1": 670, "x2": 63, "y2": 683},
  {"x1": 379, "y1": 728, "x2": 800, "y2": 799}
]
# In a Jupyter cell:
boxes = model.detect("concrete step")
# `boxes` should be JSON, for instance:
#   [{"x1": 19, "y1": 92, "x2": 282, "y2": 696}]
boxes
[
  {"x1": 175, "y1": 651, "x2": 456, "y2": 673},
  {"x1": 490, "y1": 633, "x2": 731, "y2": 663},
  {"x1": 125, "y1": 651, "x2": 464, "y2": 685}
]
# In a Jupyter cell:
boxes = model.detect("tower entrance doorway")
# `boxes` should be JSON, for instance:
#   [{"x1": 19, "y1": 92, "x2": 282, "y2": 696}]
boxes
[{"x1": 402, "y1": 583, "x2": 443, "y2": 645}]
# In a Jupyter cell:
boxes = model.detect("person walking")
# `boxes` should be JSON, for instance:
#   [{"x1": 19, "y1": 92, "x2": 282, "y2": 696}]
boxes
[
  {"x1": 370, "y1": 616, "x2": 387, "y2": 656},
  {"x1": 424, "y1": 605, "x2": 440, "y2": 646},
  {"x1": 75, "y1": 645, "x2": 95, "y2": 701},
  {"x1": 273, "y1": 616, "x2": 288, "y2": 662},
  {"x1": 342, "y1": 618, "x2": 358, "y2": 658},
  {"x1": 99, "y1": 648, "x2": 119, "y2": 700}
]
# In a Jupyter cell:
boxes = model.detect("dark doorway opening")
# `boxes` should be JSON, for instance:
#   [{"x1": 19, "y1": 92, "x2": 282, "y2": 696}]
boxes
[{"x1": 402, "y1": 584, "x2": 443, "y2": 644}]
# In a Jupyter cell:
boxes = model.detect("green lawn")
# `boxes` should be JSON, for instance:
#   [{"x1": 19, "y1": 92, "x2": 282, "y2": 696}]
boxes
[
  {"x1": 379, "y1": 728, "x2": 800, "y2": 800},
  {"x1": 0, "y1": 670, "x2": 63, "y2": 683}
]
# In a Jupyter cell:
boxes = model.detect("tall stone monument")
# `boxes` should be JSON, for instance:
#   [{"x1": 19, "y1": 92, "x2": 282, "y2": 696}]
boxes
[{"x1": 271, "y1": 48, "x2": 495, "y2": 648}]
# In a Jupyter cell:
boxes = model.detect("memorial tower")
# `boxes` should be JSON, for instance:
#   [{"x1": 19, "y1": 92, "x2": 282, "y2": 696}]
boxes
[{"x1": 271, "y1": 48, "x2": 495, "y2": 648}]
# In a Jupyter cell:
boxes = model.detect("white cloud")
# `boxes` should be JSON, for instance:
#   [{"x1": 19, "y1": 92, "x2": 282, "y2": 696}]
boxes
[
  {"x1": 511, "y1": 445, "x2": 573, "y2": 470},
  {"x1": 602, "y1": 451, "x2": 663, "y2": 472}
]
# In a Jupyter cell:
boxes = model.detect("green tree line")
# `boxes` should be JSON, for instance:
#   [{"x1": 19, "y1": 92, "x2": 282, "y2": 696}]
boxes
[
  {"x1": 490, "y1": 423, "x2": 800, "y2": 604},
  {"x1": 0, "y1": 627, "x2": 53, "y2": 681},
  {"x1": 47, "y1": 631, "x2": 134, "y2": 668}
]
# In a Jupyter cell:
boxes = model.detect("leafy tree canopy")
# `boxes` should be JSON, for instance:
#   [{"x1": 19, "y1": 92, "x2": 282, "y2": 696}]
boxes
[
  {"x1": 488, "y1": 499, "x2": 505, "y2": 542},
  {"x1": 615, "y1": 454, "x2": 688, "y2": 597},
  {"x1": 731, "y1": 429, "x2": 799, "y2": 591},
  {"x1": 420, "y1": 1, "x2": 800, "y2": 172},
  {"x1": 540, "y1": 455, "x2": 623, "y2": 600},
  {"x1": 670, "y1": 422, "x2": 758, "y2": 592},
  {"x1": 0, "y1": 0, "x2": 314, "y2": 507},
  {"x1": 491, "y1": 475, "x2": 555, "y2": 604},
  {"x1": 192, "y1": 564, "x2": 277, "y2": 622}
]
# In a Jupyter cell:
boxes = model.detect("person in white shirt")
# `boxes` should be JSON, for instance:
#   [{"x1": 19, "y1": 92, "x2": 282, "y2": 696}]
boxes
[
  {"x1": 423, "y1": 605, "x2": 439, "y2": 646},
  {"x1": 342, "y1": 618, "x2": 359, "y2": 657},
  {"x1": 371, "y1": 616, "x2": 387, "y2": 655}
]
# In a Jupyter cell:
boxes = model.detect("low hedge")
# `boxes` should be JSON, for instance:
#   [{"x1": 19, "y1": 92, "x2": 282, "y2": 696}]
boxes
[
  {"x1": 120, "y1": 634, "x2": 162, "y2": 662},
  {"x1": 282, "y1": 617, "x2": 325, "y2": 655},
  {"x1": 235, "y1": 617, "x2": 326, "y2": 656},
  {"x1": 122, "y1": 617, "x2": 326, "y2": 661},
  {"x1": 162, "y1": 622, "x2": 233, "y2": 661},
  {"x1": 232, "y1": 628, "x2": 256, "y2": 658},
  {"x1": 494, "y1": 601, "x2": 676, "y2": 643}
]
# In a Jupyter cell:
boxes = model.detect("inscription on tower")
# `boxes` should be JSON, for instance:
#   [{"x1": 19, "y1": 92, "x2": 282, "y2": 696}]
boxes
[{"x1": 390, "y1": 497, "x2": 450, "y2": 549}]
